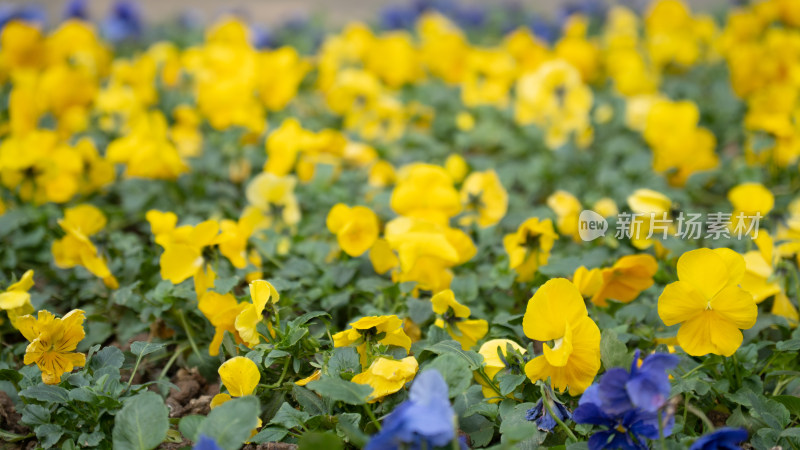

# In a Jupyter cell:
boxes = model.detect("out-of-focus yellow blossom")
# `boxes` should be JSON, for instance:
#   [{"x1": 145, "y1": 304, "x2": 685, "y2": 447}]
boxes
[
  {"x1": 555, "y1": 15, "x2": 600, "y2": 83},
  {"x1": 593, "y1": 197, "x2": 619, "y2": 218},
  {"x1": 106, "y1": 110, "x2": 189, "y2": 180},
  {"x1": 369, "y1": 238, "x2": 400, "y2": 275},
  {"x1": 523, "y1": 279, "x2": 601, "y2": 395},
  {"x1": 644, "y1": 0, "x2": 715, "y2": 71},
  {"x1": 217, "y1": 207, "x2": 265, "y2": 269},
  {"x1": 236, "y1": 280, "x2": 279, "y2": 348},
  {"x1": 383, "y1": 216, "x2": 476, "y2": 293},
  {"x1": 727, "y1": 182, "x2": 774, "y2": 235},
  {"x1": 417, "y1": 13, "x2": 469, "y2": 84},
  {"x1": 515, "y1": 60, "x2": 593, "y2": 149},
  {"x1": 503, "y1": 28, "x2": 550, "y2": 75},
  {"x1": 16, "y1": 309, "x2": 86, "y2": 385},
  {"x1": 572, "y1": 266, "x2": 603, "y2": 298},
  {"x1": 461, "y1": 47, "x2": 516, "y2": 108},
  {"x1": 325, "y1": 68, "x2": 382, "y2": 116},
  {"x1": 52, "y1": 204, "x2": 118, "y2": 289},
  {"x1": 316, "y1": 22, "x2": 375, "y2": 92},
  {"x1": 333, "y1": 315, "x2": 412, "y2": 367},
  {"x1": 352, "y1": 356, "x2": 418, "y2": 402},
  {"x1": 640, "y1": 98, "x2": 718, "y2": 186},
  {"x1": 147, "y1": 210, "x2": 220, "y2": 284},
  {"x1": 591, "y1": 254, "x2": 658, "y2": 307},
  {"x1": 476, "y1": 339, "x2": 526, "y2": 402},
  {"x1": 431, "y1": 290, "x2": 488, "y2": 350},
  {"x1": 455, "y1": 112, "x2": 475, "y2": 132},
  {"x1": 547, "y1": 190, "x2": 582, "y2": 242},
  {"x1": 0, "y1": 21, "x2": 44, "y2": 73},
  {"x1": 627, "y1": 188, "x2": 674, "y2": 250},
  {"x1": 459, "y1": 170, "x2": 508, "y2": 228},
  {"x1": 391, "y1": 164, "x2": 461, "y2": 224},
  {"x1": 503, "y1": 218, "x2": 558, "y2": 282},
  {"x1": 658, "y1": 248, "x2": 756, "y2": 356},
  {"x1": 444, "y1": 154, "x2": 468, "y2": 183},
  {"x1": 740, "y1": 232, "x2": 798, "y2": 325},
  {"x1": 365, "y1": 31, "x2": 422, "y2": 88},
  {"x1": 257, "y1": 46, "x2": 310, "y2": 111},
  {"x1": 245, "y1": 172, "x2": 302, "y2": 227},
  {"x1": 368, "y1": 160, "x2": 396, "y2": 188},
  {"x1": 326, "y1": 204, "x2": 380, "y2": 257},
  {"x1": 170, "y1": 105, "x2": 203, "y2": 158},
  {"x1": 0, "y1": 270, "x2": 35, "y2": 327},
  {"x1": 603, "y1": 7, "x2": 659, "y2": 96}
]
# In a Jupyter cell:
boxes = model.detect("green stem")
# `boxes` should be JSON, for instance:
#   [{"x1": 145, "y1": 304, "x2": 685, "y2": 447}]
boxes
[
  {"x1": 176, "y1": 309, "x2": 202, "y2": 359},
  {"x1": 363, "y1": 403, "x2": 382, "y2": 431},
  {"x1": 126, "y1": 355, "x2": 143, "y2": 391},
  {"x1": 264, "y1": 357, "x2": 291, "y2": 389},
  {"x1": 731, "y1": 354, "x2": 743, "y2": 390},
  {"x1": 681, "y1": 360, "x2": 711, "y2": 379},
  {"x1": 685, "y1": 401, "x2": 715, "y2": 432},
  {"x1": 658, "y1": 409, "x2": 667, "y2": 450},
  {"x1": 157, "y1": 344, "x2": 188, "y2": 381},
  {"x1": 477, "y1": 369, "x2": 506, "y2": 401},
  {"x1": 539, "y1": 384, "x2": 577, "y2": 443},
  {"x1": 759, "y1": 353, "x2": 779, "y2": 376}
]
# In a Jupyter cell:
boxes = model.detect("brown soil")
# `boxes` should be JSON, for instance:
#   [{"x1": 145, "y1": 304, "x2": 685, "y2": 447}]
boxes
[{"x1": 166, "y1": 367, "x2": 219, "y2": 418}]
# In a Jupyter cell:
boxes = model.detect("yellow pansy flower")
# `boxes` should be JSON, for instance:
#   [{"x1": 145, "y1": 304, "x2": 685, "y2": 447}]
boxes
[
  {"x1": 235, "y1": 280, "x2": 280, "y2": 348},
  {"x1": 459, "y1": 170, "x2": 508, "y2": 228},
  {"x1": 52, "y1": 204, "x2": 118, "y2": 289},
  {"x1": 431, "y1": 290, "x2": 488, "y2": 350},
  {"x1": 572, "y1": 266, "x2": 603, "y2": 298},
  {"x1": 476, "y1": 339, "x2": 526, "y2": 402},
  {"x1": 444, "y1": 154, "x2": 468, "y2": 183},
  {"x1": 0, "y1": 270, "x2": 35, "y2": 328},
  {"x1": 351, "y1": 356, "x2": 418, "y2": 402},
  {"x1": 391, "y1": 163, "x2": 461, "y2": 223},
  {"x1": 503, "y1": 217, "x2": 558, "y2": 282},
  {"x1": 295, "y1": 370, "x2": 321, "y2": 387},
  {"x1": 523, "y1": 279, "x2": 601, "y2": 395},
  {"x1": 658, "y1": 248, "x2": 757, "y2": 356},
  {"x1": 211, "y1": 356, "x2": 262, "y2": 437},
  {"x1": 151, "y1": 216, "x2": 220, "y2": 285},
  {"x1": 199, "y1": 292, "x2": 247, "y2": 356},
  {"x1": 547, "y1": 191, "x2": 582, "y2": 242},
  {"x1": 16, "y1": 309, "x2": 87, "y2": 385},
  {"x1": 217, "y1": 207, "x2": 265, "y2": 269},
  {"x1": 326, "y1": 204, "x2": 380, "y2": 257},
  {"x1": 627, "y1": 188, "x2": 674, "y2": 250},
  {"x1": 591, "y1": 254, "x2": 658, "y2": 307},
  {"x1": 728, "y1": 182, "x2": 774, "y2": 236},
  {"x1": 332, "y1": 315, "x2": 412, "y2": 367},
  {"x1": 245, "y1": 172, "x2": 302, "y2": 227}
]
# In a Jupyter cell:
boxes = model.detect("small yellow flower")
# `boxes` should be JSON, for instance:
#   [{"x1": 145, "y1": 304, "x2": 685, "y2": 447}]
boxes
[
  {"x1": 211, "y1": 356, "x2": 263, "y2": 438},
  {"x1": 445, "y1": 154, "x2": 468, "y2": 183},
  {"x1": 16, "y1": 309, "x2": 87, "y2": 385},
  {"x1": 198, "y1": 292, "x2": 247, "y2": 356},
  {"x1": 235, "y1": 280, "x2": 280, "y2": 348},
  {"x1": 591, "y1": 254, "x2": 658, "y2": 307},
  {"x1": 455, "y1": 112, "x2": 475, "y2": 132},
  {"x1": 503, "y1": 217, "x2": 558, "y2": 282},
  {"x1": 52, "y1": 204, "x2": 117, "y2": 289},
  {"x1": 547, "y1": 191, "x2": 582, "y2": 242},
  {"x1": 0, "y1": 269, "x2": 34, "y2": 312},
  {"x1": 391, "y1": 163, "x2": 461, "y2": 223},
  {"x1": 351, "y1": 356, "x2": 418, "y2": 402},
  {"x1": 658, "y1": 248, "x2": 757, "y2": 356},
  {"x1": 217, "y1": 207, "x2": 265, "y2": 269},
  {"x1": 593, "y1": 198, "x2": 619, "y2": 218},
  {"x1": 728, "y1": 182, "x2": 774, "y2": 236},
  {"x1": 523, "y1": 279, "x2": 601, "y2": 395},
  {"x1": 431, "y1": 290, "x2": 488, "y2": 350},
  {"x1": 326, "y1": 204, "x2": 380, "y2": 257},
  {"x1": 459, "y1": 170, "x2": 508, "y2": 228},
  {"x1": 152, "y1": 217, "x2": 220, "y2": 285},
  {"x1": 332, "y1": 315, "x2": 412, "y2": 367}
]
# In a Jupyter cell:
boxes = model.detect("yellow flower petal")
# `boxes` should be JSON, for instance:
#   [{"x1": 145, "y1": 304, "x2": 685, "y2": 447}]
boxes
[{"x1": 219, "y1": 356, "x2": 260, "y2": 397}]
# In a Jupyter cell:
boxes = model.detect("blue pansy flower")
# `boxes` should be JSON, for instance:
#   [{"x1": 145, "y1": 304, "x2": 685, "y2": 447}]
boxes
[
  {"x1": 102, "y1": 0, "x2": 143, "y2": 42},
  {"x1": 193, "y1": 434, "x2": 223, "y2": 450},
  {"x1": 63, "y1": 0, "x2": 89, "y2": 20},
  {"x1": 0, "y1": 3, "x2": 46, "y2": 29},
  {"x1": 365, "y1": 369, "x2": 455, "y2": 450},
  {"x1": 573, "y1": 384, "x2": 673, "y2": 450},
  {"x1": 689, "y1": 427, "x2": 748, "y2": 450},
  {"x1": 598, "y1": 350, "x2": 679, "y2": 414},
  {"x1": 526, "y1": 385, "x2": 572, "y2": 432},
  {"x1": 379, "y1": 5, "x2": 418, "y2": 30}
]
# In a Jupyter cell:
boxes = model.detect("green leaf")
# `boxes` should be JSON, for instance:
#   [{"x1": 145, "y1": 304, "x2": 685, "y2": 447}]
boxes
[
  {"x1": 464, "y1": 401, "x2": 499, "y2": 420},
  {"x1": 292, "y1": 384, "x2": 327, "y2": 416},
  {"x1": 774, "y1": 395, "x2": 800, "y2": 418},
  {"x1": 496, "y1": 373, "x2": 527, "y2": 397},
  {"x1": 776, "y1": 339, "x2": 800, "y2": 352},
  {"x1": 407, "y1": 297, "x2": 433, "y2": 324},
  {"x1": 178, "y1": 415, "x2": 204, "y2": 442},
  {"x1": 600, "y1": 329, "x2": 630, "y2": 369},
  {"x1": 214, "y1": 276, "x2": 239, "y2": 295},
  {"x1": 89, "y1": 346, "x2": 125, "y2": 371},
  {"x1": 21, "y1": 404, "x2": 50, "y2": 426},
  {"x1": 426, "y1": 340, "x2": 484, "y2": 370},
  {"x1": 306, "y1": 377, "x2": 373, "y2": 405},
  {"x1": 289, "y1": 311, "x2": 330, "y2": 327},
  {"x1": 781, "y1": 428, "x2": 800, "y2": 438},
  {"x1": 129, "y1": 341, "x2": 166, "y2": 358},
  {"x1": 19, "y1": 385, "x2": 70, "y2": 404},
  {"x1": 250, "y1": 427, "x2": 289, "y2": 444},
  {"x1": 298, "y1": 431, "x2": 344, "y2": 450},
  {"x1": 112, "y1": 392, "x2": 169, "y2": 450},
  {"x1": 0, "y1": 369, "x2": 23, "y2": 384},
  {"x1": 328, "y1": 347, "x2": 361, "y2": 377},
  {"x1": 270, "y1": 402, "x2": 311, "y2": 429},
  {"x1": 425, "y1": 355, "x2": 472, "y2": 397},
  {"x1": 197, "y1": 396, "x2": 260, "y2": 450},
  {"x1": 35, "y1": 424, "x2": 63, "y2": 449}
]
